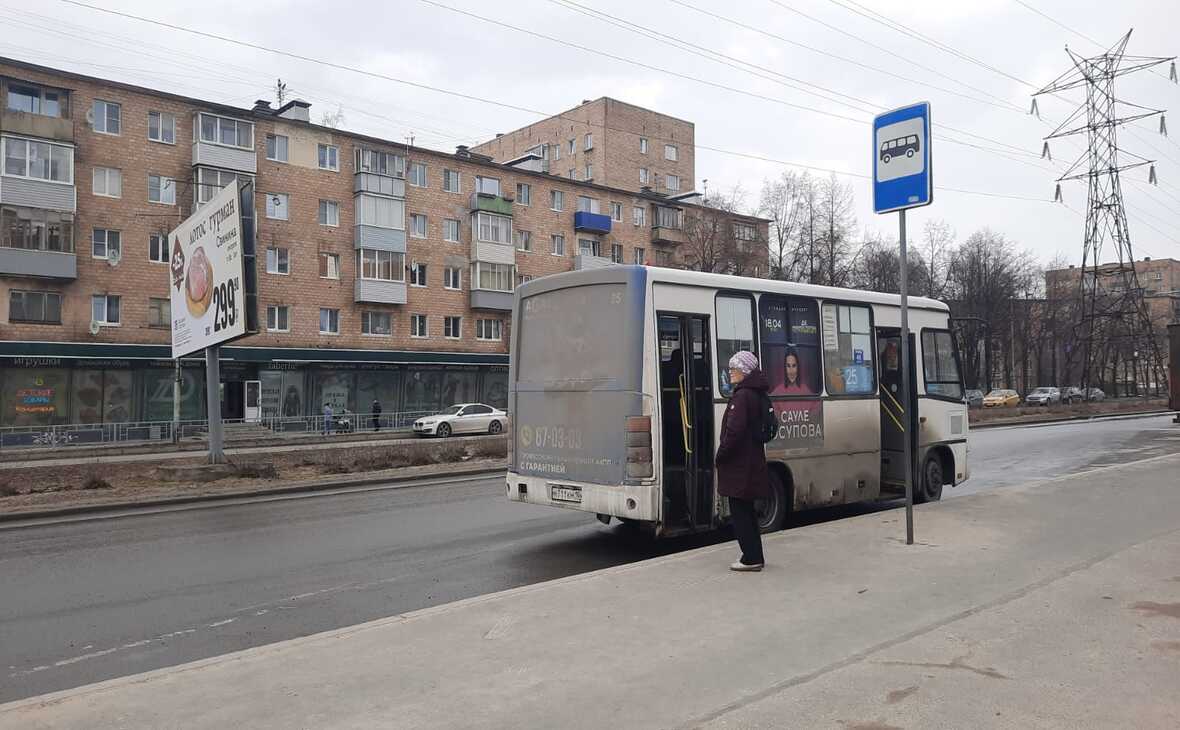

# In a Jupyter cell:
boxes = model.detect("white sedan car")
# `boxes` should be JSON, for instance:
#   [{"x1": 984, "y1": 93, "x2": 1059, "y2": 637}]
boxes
[{"x1": 413, "y1": 403, "x2": 507, "y2": 438}]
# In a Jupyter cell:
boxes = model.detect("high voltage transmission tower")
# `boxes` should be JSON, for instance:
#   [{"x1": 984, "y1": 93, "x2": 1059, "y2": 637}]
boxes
[{"x1": 1033, "y1": 30, "x2": 1175, "y2": 396}]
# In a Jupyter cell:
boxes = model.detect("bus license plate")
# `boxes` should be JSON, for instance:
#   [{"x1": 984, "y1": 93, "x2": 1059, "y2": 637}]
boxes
[{"x1": 550, "y1": 485, "x2": 582, "y2": 503}]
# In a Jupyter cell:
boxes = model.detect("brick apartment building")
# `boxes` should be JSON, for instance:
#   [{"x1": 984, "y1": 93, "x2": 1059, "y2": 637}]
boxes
[{"x1": 0, "y1": 57, "x2": 767, "y2": 430}]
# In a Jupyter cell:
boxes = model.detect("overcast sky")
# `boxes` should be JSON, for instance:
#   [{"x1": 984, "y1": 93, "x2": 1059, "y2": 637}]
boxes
[{"x1": 4, "y1": 0, "x2": 1178, "y2": 266}]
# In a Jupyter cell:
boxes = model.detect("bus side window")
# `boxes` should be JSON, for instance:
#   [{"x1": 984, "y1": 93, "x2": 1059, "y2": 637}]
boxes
[
  {"x1": 921, "y1": 330, "x2": 964, "y2": 399},
  {"x1": 716, "y1": 295, "x2": 755, "y2": 396},
  {"x1": 822, "y1": 303, "x2": 875, "y2": 395}
]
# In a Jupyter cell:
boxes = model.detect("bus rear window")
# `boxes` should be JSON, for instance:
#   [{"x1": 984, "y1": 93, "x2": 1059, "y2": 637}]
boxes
[{"x1": 517, "y1": 284, "x2": 629, "y2": 383}]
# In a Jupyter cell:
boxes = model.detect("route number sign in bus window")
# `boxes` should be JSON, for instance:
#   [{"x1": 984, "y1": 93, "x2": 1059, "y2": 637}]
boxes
[
  {"x1": 823, "y1": 303, "x2": 875, "y2": 395},
  {"x1": 716, "y1": 295, "x2": 754, "y2": 396},
  {"x1": 759, "y1": 295, "x2": 821, "y2": 396}
]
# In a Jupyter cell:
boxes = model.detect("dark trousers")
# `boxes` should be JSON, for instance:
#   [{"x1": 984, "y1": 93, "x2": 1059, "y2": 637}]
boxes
[{"x1": 728, "y1": 496, "x2": 764, "y2": 566}]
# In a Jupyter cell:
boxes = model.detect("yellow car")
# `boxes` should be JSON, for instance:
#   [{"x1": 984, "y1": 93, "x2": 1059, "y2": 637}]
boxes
[{"x1": 982, "y1": 389, "x2": 1020, "y2": 408}]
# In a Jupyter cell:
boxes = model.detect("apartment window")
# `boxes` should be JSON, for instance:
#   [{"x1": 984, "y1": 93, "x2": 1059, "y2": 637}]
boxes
[
  {"x1": 318, "y1": 200, "x2": 339, "y2": 227},
  {"x1": 551, "y1": 233, "x2": 565, "y2": 256},
  {"x1": 516, "y1": 182, "x2": 531, "y2": 206},
  {"x1": 444, "y1": 316, "x2": 462, "y2": 339},
  {"x1": 1, "y1": 206, "x2": 74, "y2": 252},
  {"x1": 319, "y1": 252, "x2": 340, "y2": 279},
  {"x1": 584, "y1": 133, "x2": 593, "y2": 150},
  {"x1": 656, "y1": 206, "x2": 683, "y2": 229},
  {"x1": 633, "y1": 206, "x2": 646, "y2": 227},
  {"x1": 568, "y1": 169, "x2": 576, "y2": 180},
  {"x1": 515, "y1": 229, "x2": 532, "y2": 252},
  {"x1": 518, "y1": 274, "x2": 533, "y2": 287},
  {"x1": 409, "y1": 161, "x2": 427, "y2": 187},
  {"x1": 443, "y1": 168, "x2": 460, "y2": 193},
  {"x1": 318, "y1": 144, "x2": 339, "y2": 171},
  {"x1": 196, "y1": 167, "x2": 249, "y2": 204},
  {"x1": 639, "y1": 137, "x2": 648, "y2": 154},
  {"x1": 475, "y1": 212, "x2": 512, "y2": 244},
  {"x1": 550, "y1": 190, "x2": 564, "y2": 211},
  {"x1": 611, "y1": 242, "x2": 623, "y2": 264},
  {"x1": 92, "y1": 99, "x2": 121, "y2": 135},
  {"x1": 472, "y1": 262, "x2": 515, "y2": 291},
  {"x1": 443, "y1": 218, "x2": 461, "y2": 242},
  {"x1": 266, "y1": 193, "x2": 289, "y2": 220},
  {"x1": 610, "y1": 202, "x2": 623, "y2": 222},
  {"x1": 665, "y1": 174, "x2": 681, "y2": 192},
  {"x1": 664, "y1": 144, "x2": 678, "y2": 161},
  {"x1": 411, "y1": 314, "x2": 428, "y2": 338},
  {"x1": 149, "y1": 233, "x2": 168, "y2": 263},
  {"x1": 7, "y1": 84, "x2": 67, "y2": 118},
  {"x1": 8, "y1": 290, "x2": 62, "y2": 324},
  {"x1": 477, "y1": 319, "x2": 503, "y2": 341},
  {"x1": 266, "y1": 305, "x2": 290, "y2": 332},
  {"x1": 92, "y1": 294, "x2": 121, "y2": 325},
  {"x1": 444, "y1": 266, "x2": 461, "y2": 290},
  {"x1": 265, "y1": 133, "x2": 289, "y2": 162},
  {"x1": 475, "y1": 176, "x2": 501, "y2": 196},
  {"x1": 569, "y1": 138, "x2": 576, "y2": 155},
  {"x1": 733, "y1": 222, "x2": 757, "y2": 241},
  {"x1": 1151, "y1": 271, "x2": 1163, "y2": 281},
  {"x1": 552, "y1": 142, "x2": 561, "y2": 161},
  {"x1": 148, "y1": 174, "x2": 175, "y2": 205},
  {"x1": 578, "y1": 239, "x2": 600, "y2": 257},
  {"x1": 319, "y1": 308, "x2": 340, "y2": 335},
  {"x1": 91, "y1": 228, "x2": 120, "y2": 260},
  {"x1": 639, "y1": 168, "x2": 649, "y2": 185},
  {"x1": 633, "y1": 246, "x2": 646, "y2": 265},
  {"x1": 585, "y1": 164, "x2": 593, "y2": 180},
  {"x1": 362, "y1": 311, "x2": 392, "y2": 336},
  {"x1": 355, "y1": 194, "x2": 404, "y2": 229},
  {"x1": 410, "y1": 261, "x2": 428, "y2": 287},
  {"x1": 148, "y1": 297, "x2": 171, "y2": 328},
  {"x1": 2, "y1": 137, "x2": 73, "y2": 184},
  {"x1": 356, "y1": 249, "x2": 406, "y2": 281},
  {"x1": 197, "y1": 113, "x2": 252, "y2": 149},
  {"x1": 148, "y1": 111, "x2": 175, "y2": 144},
  {"x1": 410, "y1": 213, "x2": 427, "y2": 238},
  {"x1": 266, "y1": 247, "x2": 290, "y2": 275},
  {"x1": 92, "y1": 167, "x2": 122, "y2": 198},
  {"x1": 576, "y1": 195, "x2": 598, "y2": 214},
  {"x1": 355, "y1": 148, "x2": 405, "y2": 177}
]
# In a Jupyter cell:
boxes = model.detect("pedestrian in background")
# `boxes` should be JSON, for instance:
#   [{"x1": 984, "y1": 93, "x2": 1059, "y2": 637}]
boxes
[
  {"x1": 372, "y1": 399, "x2": 382, "y2": 432},
  {"x1": 323, "y1": 402, "x2": 333, "y2": 436},
  {"x1": 715, "y1": 350, "x2": 770, "y2": 572}
]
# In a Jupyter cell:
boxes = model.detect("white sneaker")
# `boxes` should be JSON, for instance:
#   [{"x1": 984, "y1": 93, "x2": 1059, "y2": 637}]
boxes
[{"x1": 730, "y1": 561, "x2": 764, "y2": 572}]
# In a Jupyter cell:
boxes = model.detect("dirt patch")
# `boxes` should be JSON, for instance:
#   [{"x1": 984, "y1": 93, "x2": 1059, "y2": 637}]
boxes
[
  {"x1": 970, "y1": 398, "x2": 1168, "y2": 426},
  {"x1": 885, "y1": 686, "x2": 918, "y2": 704},
  {"x1": 1152, "y1": 641, "x2": 1180, "y2": 653},
  {"x1": 1129, "y1": 601, "x2": 1180, "y2": 619},
  {"x1": 845, "y1": 722, "x2": 904, "y2": 730}
]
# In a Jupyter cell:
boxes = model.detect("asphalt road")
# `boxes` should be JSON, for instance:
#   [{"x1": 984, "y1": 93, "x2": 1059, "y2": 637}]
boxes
[{"x1": 1, "y1": 414, "x2": 1176, "y2": 703}]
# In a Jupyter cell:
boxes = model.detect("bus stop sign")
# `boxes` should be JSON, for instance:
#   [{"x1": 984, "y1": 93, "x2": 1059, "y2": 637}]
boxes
[{"x1": 873, "y1": 102, "x2": 932, "y2": 214}]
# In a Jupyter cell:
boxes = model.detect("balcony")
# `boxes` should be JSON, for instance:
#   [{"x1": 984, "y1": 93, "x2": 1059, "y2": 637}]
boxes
[
  {"x1": 651, "y1": 225, "x2": 687, "y2": 246},
  {"x1": 355, "y1": 173, "x2": 405, "y2": 198},
  {"x1": 470, "y1": 289, "x2": 513, "y2": 311},
  {"x1": 0, "y1": 109, "x2": 73, "y2": 143},
  {"x1": 354, "y1": 279, "x2": 407, "y2": 305},
  {"x1": 0, "y1": 248, "x2": 76, "y2": 280},
  {"x1": 573, "y1": 254, "x2": 615, "y2": 271},
  {"x1": 470, "y1": 192, "x2": 513, "y2": 216},
  {"x1": 354, "y1": 224, "x2": 406, "y2": 252},
  {"x1": 574, "y1": 211, "x2": 611, "y2": 235},
  {"x1": 0, "y1": 176, "x2": 76, "y2": 213},
  {"x1": 191, "y1": 141, "x2": 257, "y2": 174}
]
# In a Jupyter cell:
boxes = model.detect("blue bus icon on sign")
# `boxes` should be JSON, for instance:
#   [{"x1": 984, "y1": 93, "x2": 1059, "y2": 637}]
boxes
[{"x1": 873, "y1": 102, "x2": 932, "y2": 214}]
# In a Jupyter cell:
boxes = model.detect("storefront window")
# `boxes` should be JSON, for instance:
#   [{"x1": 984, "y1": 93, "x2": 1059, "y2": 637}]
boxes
[
  {"x1": 313, "y1": 371, "x2": 352, "y2": 415},
  {"x1": 356, "y1": 370, "x2": 402, "y2": 418},
  {"x1": 3, "y1": 368, "x2": 68, "y2": 426},
  {"x1": 440, "y1": 369, "x2": 479, "y2": 408},
  {"x1": 403, "y1": 370, "x2": 443, "y2": 414},
  {"x1": 482, "y1": 368, "x2": 509, "y2": 408}
]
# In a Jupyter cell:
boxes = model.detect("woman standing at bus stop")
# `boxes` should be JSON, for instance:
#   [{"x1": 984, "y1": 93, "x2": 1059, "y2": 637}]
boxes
[{"x1": 715, "y1": 351, "x2": 770, "y2": 572}]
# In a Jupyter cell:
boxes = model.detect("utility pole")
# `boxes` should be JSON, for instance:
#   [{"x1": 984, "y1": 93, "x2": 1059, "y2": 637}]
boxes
[{"x1": 1033, "y1": 31, "x2": 1174, "y2": 397}]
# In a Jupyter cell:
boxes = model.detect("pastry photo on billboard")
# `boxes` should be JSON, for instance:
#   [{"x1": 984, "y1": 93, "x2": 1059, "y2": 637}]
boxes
[{"x1": 185, "y1": 245, "x2": 214, "y2": 317}]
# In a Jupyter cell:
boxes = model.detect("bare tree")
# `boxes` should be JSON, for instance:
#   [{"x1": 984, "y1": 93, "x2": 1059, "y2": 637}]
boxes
[
  {"x1": 920, "y1": 219, "x2": 955, "y2": 299},
  {"x1": 758, "y1": 171, "x2": 806, "y2": 280}
]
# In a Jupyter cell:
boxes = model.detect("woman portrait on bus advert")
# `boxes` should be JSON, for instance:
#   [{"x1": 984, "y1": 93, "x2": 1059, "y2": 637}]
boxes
[{"x1": 780, "y1": 347, "x2": 813, "y2": 395}]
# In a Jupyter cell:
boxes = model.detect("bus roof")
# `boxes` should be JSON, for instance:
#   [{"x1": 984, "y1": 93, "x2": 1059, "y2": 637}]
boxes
[{"x1": 519, "y1": 266, "x2": 950, "y2": 314}]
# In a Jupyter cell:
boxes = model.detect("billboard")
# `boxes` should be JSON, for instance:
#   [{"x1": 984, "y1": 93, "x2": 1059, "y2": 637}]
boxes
[{"x1": 168, "y1": 182, "x2": 248, "y2": 358}]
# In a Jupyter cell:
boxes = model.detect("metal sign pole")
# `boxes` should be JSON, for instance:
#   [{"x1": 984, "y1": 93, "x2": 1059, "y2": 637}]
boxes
[
  {"x1": 899, "y1": 208, "x2": 914, "y2": 545},
  {"x1": 205, "y1": 345, "x2": 225, "y2": 464},
  {"x1": 172, "y1": 358, "x2": 181, "y2": 444}
]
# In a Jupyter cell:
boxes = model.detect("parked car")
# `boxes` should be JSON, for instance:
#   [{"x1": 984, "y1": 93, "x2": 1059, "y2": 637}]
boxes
[
  {"x1": 413, "y1": 403, "x2": 507, "y2": 438},
  {"x1": 1062, "y1": 387, "x2": 1085, "y2": 405},
  {"x1": 964, "y1": 389, "x2": 984, "y2": 408},
  {"x1": 1085, "y1": 387, "x2": 1106, "y2": 402},
  {"x1": 1025, "y1": 387, "x2": 1061, "y2": 406},
  {"x1": 982, "y1": 389, "x2": 1020, "y2": 408}
]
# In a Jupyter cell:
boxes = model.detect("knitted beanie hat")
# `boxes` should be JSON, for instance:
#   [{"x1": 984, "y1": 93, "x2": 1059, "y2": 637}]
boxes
[{"x1": 727, "y1": 350, "x2": 759, "y2": 374}]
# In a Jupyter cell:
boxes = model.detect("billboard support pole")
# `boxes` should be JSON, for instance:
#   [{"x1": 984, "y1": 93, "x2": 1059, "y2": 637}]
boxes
[
  {"x1": 172, "y1": 358, "x2": 181, "y2": 444},
  {"x1": 205, "y1": 345, "x2": 225, "y2": 463},
  {"x1": 899, "y1": 208, "x2": 914, "y2": 546}
]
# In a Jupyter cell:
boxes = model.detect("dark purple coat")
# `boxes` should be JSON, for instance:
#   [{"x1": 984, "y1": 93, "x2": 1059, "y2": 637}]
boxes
[{"x1": 715, "y1": 369, "x2": 770, "y2": 501}]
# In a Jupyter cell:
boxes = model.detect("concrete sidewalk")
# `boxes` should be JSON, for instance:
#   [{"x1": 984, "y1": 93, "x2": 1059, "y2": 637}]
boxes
[{"x1": 3, "y1": 454, "x2": 1179, "y2": 729}]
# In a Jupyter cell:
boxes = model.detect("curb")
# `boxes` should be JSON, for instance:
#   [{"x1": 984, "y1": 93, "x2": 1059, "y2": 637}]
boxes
[
  {"x1": 970, "y1": 408, "x2": 1175, "y2": 430},
  {"x1": 0, "y1": 464, "x2": 504, "y2": 525}
]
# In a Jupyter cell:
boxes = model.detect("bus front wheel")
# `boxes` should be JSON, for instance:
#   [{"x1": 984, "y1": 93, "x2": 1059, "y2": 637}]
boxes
[
  {"x1": 756, "y1": 471, "x2": 788, "y2": 533},
  {"x1": 917, "y1": 454, "x2": 944, "y2": 503}
]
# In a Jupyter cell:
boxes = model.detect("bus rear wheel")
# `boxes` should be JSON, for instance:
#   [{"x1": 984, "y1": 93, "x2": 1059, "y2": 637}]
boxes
[
  {"x1": 917, "y1": 454, "x2": 944, "y2": 503},
  {"x1": 755, "y1": 470, "x2": 788, "y2": 533}
]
